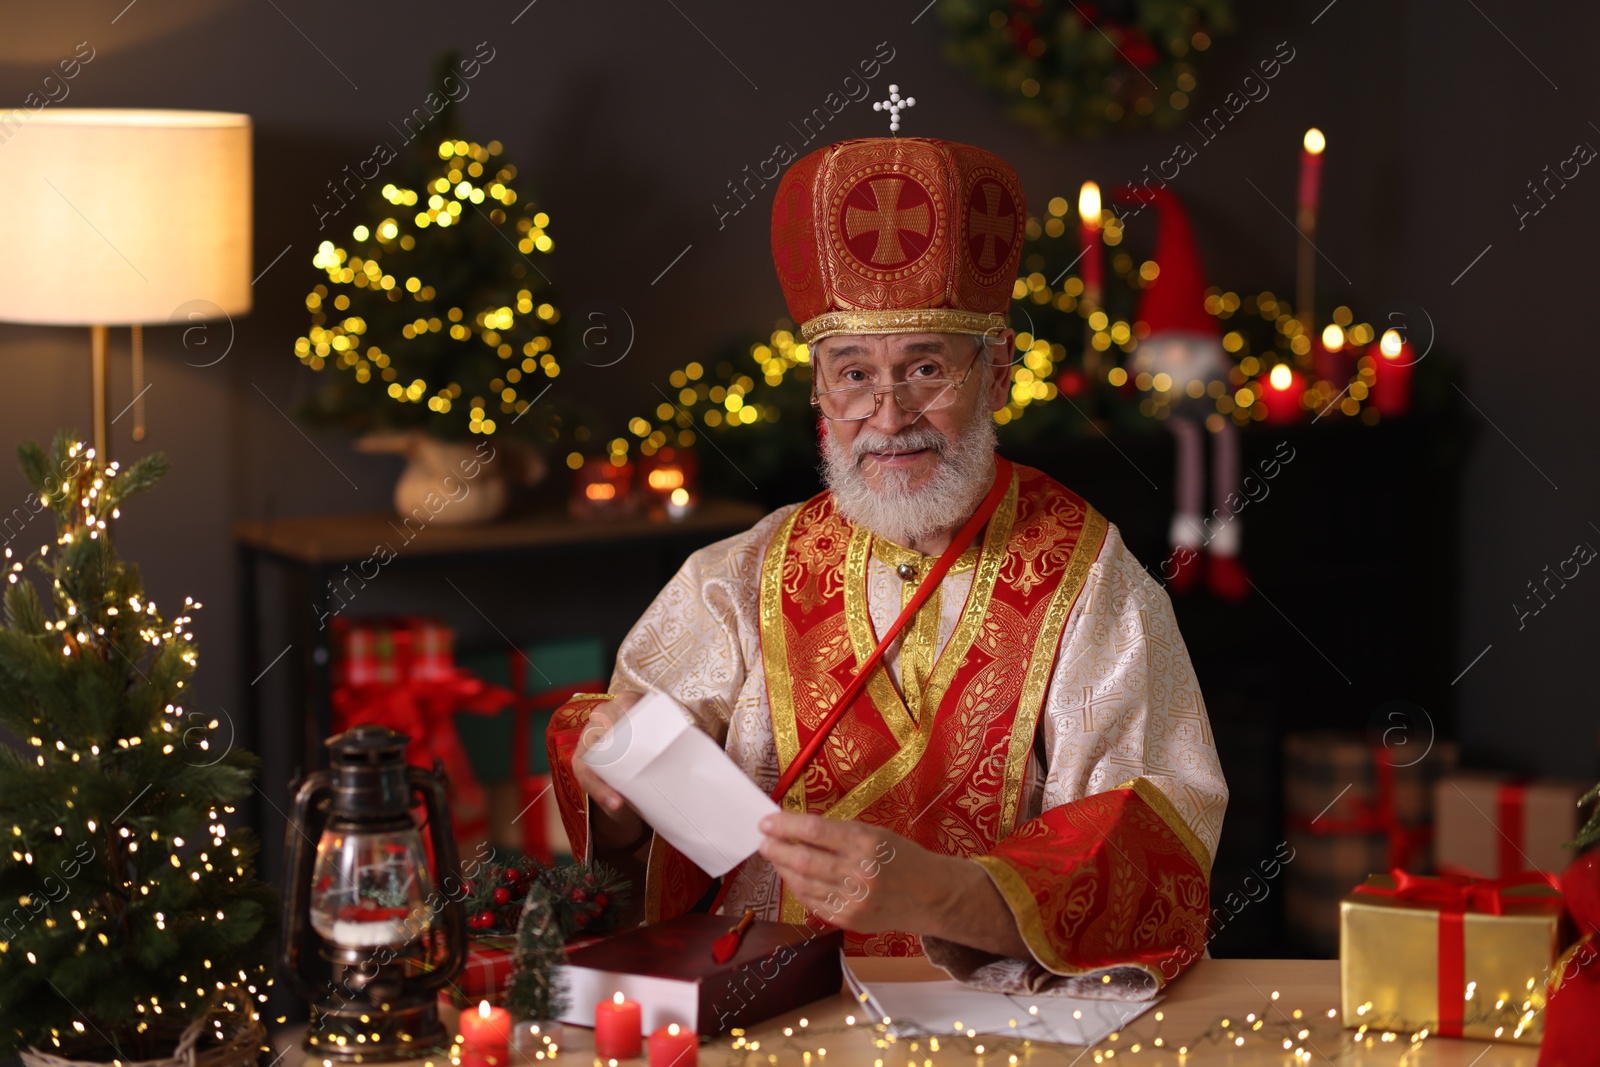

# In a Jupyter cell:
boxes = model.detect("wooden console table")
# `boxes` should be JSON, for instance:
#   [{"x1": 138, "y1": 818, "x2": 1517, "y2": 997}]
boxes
[{"x1": 234, "y1": 499, "x2": 766, "y2": 883}]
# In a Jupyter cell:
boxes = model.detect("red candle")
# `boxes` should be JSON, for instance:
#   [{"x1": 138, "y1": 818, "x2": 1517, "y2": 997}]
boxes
[
  {"x1": 1077, "y1": 181, "x2": 1103, "y2": 303},
  {"x1": 1371, "y1": 329, "x2": 1414, "y2": 416},
  {"x1": 459, "y1": 1000, "x2": 512, "y2": 1067},
  {"x1": 648, "y1": 1023, "x2": 698, "y2": 1067},
  {"x1": 1260, "y1": 363, "x2": 1306, "y2": 425},
  {"x1": 1313, "y1": 323, "x2": 1348, "y2": 387},
  {"x1": 594, "y1": 991, "x2": 643, "y2": 1061},
  {"x1": 1298, "y1": 128, "x2": 1325, "y2": 220}
]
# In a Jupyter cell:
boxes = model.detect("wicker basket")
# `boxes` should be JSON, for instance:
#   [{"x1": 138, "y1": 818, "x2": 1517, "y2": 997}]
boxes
[{"x1": 20, "y1": 987, "x2": 266, "y2": 1067}]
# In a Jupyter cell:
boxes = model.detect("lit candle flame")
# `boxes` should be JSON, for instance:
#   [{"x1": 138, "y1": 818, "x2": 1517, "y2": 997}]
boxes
[
  {"x1": 1303, "y1": 128, "x2": 1326, "y2": 155},
  {"x1": 1379, "y1": 329, "x2": 1404, "y2": 359},
  {"x1": 1321, "y1": 324, "x2": 1345, "y2": 352},
  {"x1": 613, "y1": 992, "x2": 625, "y2": 1006},
  {"x1": 1078, "y1": 182, "x2": 1102, "y2": 227},
  {"x1": 478, "y1": 1001, "x2": 491, "y2": 1019},
  {"x1": 1269, "y1": 364, "x2": 1293, "y2": 391}
]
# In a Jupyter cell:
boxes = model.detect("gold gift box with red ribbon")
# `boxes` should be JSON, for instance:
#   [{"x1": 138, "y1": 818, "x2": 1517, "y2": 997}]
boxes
[{"x1": 1339, "y1": 870, "x2": 1567, "y2": 1044}]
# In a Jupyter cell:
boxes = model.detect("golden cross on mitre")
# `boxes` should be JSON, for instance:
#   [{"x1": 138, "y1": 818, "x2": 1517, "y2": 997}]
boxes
[{"x1": 872, "y1": 83, "x2": 916, "y2": 135}]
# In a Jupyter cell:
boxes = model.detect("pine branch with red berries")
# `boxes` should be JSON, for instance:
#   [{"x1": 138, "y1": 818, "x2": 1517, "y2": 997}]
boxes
[{"x1": 460, "y1": 855, "x2": 630, "y2": 939}]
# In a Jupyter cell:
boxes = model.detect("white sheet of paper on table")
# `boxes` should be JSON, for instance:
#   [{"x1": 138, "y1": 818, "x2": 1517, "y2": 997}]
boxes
[
  {"x1": 843, "y1": 959, "x2": 1160, "y2": 1045},
  {"x1": 578, "y1": 689, "x2": 779, "y2": 877}
]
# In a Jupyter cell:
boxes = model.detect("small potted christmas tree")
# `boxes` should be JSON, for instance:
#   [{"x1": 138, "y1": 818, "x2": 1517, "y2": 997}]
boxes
[
  {"x1": 0, "y1": 434, "x2": 276, "y2": 1066},
  {"x1": 293, "y1": 56, "x2": 562, "y2": 524}
]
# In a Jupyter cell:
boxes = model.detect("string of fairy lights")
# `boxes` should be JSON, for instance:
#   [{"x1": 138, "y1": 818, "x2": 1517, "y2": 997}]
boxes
[
  {"x1": 296, "y1": 138, "x2": 562, "y2": 439},
  {"x1": 600, "y1": 303, "x2": 1394, "y2": 474},
  {"x1": 678, "y1": 982, "x2": 1540, "y2": 1066},
  {"x1": 594, "y1": 193, "x2": 1409, "y2": 468},
  {"x1": 405, "y1": 972, "x2": 1551, "y2": 1067}
]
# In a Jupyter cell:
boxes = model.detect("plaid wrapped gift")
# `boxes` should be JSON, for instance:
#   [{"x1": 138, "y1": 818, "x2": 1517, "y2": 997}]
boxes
[
  {"x1": 448, "y1": 935, "x2": 519, "y2": 1008},
  {"x1": 406, "y1": 616, "x2": 457, "y2": 683},
  {"x1": 334, "y1": 615, "x2": 458, "y2": 688},
  {"x1": 333, "y1": 618, "x2": 404, "y2": 688},
  {"x1": 1284, "y1": 731, "x2": 1457, "y2": 955}
]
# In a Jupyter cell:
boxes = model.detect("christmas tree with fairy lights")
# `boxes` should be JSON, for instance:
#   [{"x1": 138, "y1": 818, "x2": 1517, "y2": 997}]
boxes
[
  {"x1": 294, "y1": 80, "x2": 563, "y2": 443},
  {"x1": 0, "y1": 434, "x2": 276, "y2": 1059}
]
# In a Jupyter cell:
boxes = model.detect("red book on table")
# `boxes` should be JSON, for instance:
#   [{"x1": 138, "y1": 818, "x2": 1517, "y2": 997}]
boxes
[{"x1": 559, "y1": 914, "x2": 844, "y2": 1038}]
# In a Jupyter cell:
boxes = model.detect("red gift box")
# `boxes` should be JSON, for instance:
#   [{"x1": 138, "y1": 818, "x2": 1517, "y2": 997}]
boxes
[{"x1": 331, "y1": 616, "x2": 515, "y2": 843}]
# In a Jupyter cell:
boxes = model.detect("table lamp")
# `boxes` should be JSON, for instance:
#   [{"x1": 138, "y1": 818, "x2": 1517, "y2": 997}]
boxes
[{"x1": 0, "y1": 108, "x2": 251, "y2": 460}]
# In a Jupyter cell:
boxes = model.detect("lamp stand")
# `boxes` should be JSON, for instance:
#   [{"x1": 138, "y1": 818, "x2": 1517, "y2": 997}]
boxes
[{"x1": 90, "y1": 324, "x2": 110, "y2": 463}]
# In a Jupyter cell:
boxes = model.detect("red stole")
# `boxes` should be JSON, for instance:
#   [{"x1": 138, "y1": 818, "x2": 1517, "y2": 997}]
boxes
[{"x1": 758, "y1": 464, "x2": 1105, "y2": 954}]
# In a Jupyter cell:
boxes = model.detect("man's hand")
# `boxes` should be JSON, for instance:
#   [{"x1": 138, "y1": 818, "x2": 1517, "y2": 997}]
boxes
[
  {"x1": 757, "y1": 812, "x2": 1033, "y2": 959},
  {"x1": 756, "y1": 812, "x2": 952, "y2": 933},
  {"x1": 573, "y1": 690, "x2": 645, "y2": 849}
]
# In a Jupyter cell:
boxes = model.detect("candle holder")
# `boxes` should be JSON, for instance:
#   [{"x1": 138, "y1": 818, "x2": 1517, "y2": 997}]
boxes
[
  {"x1": 641, "y1": 448, "x2": 698, "y2": 520},
  {"x1": 570, "y1": 456, "x2": 636, "y2": 519},
  {"x1": 281, "y1": 725, "x2": 467, "y2": 1063}
]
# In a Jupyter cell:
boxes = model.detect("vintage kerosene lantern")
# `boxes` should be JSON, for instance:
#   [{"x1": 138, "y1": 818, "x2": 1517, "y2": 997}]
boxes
[{"x1": 281, "y1": 726, "x2": 466, "y2": 1062}]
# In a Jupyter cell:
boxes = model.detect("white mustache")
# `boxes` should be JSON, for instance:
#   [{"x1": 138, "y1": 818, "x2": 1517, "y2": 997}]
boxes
[{"x1": 850, "y1": 427, "x2": 948, "y2": 463}]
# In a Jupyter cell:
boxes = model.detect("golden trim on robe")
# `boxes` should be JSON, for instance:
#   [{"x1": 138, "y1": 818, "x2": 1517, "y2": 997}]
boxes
[
  {"x1": 998, "y1": 507, "x2": 1109, "y2": 833},
  {"x1": 1117, "y1": 776, "x2": 1215, "y2": 879}
]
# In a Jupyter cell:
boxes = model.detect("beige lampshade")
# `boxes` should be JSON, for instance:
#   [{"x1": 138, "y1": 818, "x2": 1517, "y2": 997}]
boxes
[{"x1": 0, "y1": 108, "x2": 251, "y2": 326}]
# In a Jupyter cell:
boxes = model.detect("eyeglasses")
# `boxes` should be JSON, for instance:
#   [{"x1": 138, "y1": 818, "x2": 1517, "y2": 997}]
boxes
[{"x1": 811, "y1": 353, "x2": 982, "y2": 422}]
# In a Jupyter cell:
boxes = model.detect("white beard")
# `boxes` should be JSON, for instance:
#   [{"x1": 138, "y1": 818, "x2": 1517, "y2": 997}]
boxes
[{"x1": 820, "y1": 403, "x2": 997, "y2": 547}]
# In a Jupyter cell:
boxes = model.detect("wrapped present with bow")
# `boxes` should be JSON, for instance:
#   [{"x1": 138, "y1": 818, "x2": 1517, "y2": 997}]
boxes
[
  {"x1": 1434, "y1": 771, "x2": 1592, "y2": 879},
  {"x1": 1339, "y1": 869, "x2": 1569, "y2": 1044},
  {"x1": 1283, "y1": 731, "x2": 1457, "y2": 954},
  {"x1": 330, "y1": 615, "x2": 516, "y2": 842}
]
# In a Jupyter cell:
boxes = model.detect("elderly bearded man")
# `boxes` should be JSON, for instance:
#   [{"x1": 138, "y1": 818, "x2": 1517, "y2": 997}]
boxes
[{"x1": 547, "y1": 137, "x2": 1227, "y2": 994}]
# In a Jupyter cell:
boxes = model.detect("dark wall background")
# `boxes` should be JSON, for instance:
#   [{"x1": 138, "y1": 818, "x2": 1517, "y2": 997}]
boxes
[{"x1": 1, "y1": 0, "x2": 1595, "y2": 890}]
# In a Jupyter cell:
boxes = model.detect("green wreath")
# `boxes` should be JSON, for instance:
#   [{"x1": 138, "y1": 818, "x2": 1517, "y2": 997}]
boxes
[{"x1": 940, "y1": 0, "x2": 1234, "y2": 140}]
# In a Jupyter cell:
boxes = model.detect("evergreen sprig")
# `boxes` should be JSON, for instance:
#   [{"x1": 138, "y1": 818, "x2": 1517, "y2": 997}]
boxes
[
  {"x1": 0, "y1": 433, "x2": 276, "y2": 1058},
  {"x1": 504, "y1": 883, "x2": 566, "y2": 1023}
]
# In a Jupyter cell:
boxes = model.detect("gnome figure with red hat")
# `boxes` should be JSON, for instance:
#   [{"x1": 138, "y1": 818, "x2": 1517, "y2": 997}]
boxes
[{"x1": 1117, "y1": 185, "x2": 1250, "y2": 602}]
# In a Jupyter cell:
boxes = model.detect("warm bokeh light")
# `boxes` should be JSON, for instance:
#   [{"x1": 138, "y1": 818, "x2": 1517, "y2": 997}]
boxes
[{"x1": 1303, "y1": 128, "x2": 1326, "y2": 154}]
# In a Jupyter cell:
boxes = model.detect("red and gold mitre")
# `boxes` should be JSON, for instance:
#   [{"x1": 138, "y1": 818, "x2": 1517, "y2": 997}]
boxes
[{"x1": 770, "y1": 138, "x2": 1027, "y2": 344}]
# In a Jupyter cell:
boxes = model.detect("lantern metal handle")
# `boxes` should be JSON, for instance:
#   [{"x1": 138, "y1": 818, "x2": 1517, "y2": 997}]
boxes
[
  {"x1": 406, "y1": 764, "x2": 466, "y2": 993},
  {"x1": 279, "y1": 768, "x2": 334, "y2": 1004}
]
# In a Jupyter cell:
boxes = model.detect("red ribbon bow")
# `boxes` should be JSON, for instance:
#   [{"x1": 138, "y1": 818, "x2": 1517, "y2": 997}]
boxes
[
  {"x1": 332, "y1": 621, "x2": 515, "y2": 842},
  {"x1": 1354, "y1": 868, "x2": 1564, "y2": 1037}
]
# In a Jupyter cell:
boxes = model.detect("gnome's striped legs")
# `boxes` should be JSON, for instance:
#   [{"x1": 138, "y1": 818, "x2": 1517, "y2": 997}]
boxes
[
  {"x1": 1166, "y1": 416, "x2": 1249, "y2": 599},
  {"x1": 1167, "y1": 416, "x2": 1206, "y2": 592}
]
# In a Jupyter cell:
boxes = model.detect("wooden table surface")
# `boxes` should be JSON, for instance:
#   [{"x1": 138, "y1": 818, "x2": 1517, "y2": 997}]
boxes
[{"x1": 274, "y1": 958, "x2": 1537, "y2": 1067}]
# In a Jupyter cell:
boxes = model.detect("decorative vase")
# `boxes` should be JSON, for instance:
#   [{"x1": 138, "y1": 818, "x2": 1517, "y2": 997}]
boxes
[{"x1": 357, "y1": 431, "x2": 545, "y2": 526}]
